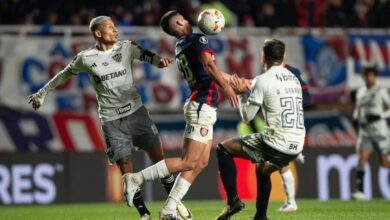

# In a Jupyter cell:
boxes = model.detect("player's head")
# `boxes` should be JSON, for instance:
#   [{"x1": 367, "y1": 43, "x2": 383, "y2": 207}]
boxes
[
  {"x1": 89, "y1": 16, "x2": 119, "y2": 44},
  {"x1": 160, "y1": 10, "x2": 193, "y2": 38},
  {"x1": 362, "y1": 67, "x2": 377, "y2": 88},
  {"x1": 262, "y1": 39, "x2": 286, "y2": 69}
]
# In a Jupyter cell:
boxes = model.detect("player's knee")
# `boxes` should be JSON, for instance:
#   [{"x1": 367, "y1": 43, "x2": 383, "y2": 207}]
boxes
[
  {"x1": 217, "y1": 143, "x2": 231, "y2": 158},
  {"x1": 180, "y1": 159, "x2": 198, "y2": 171},
  {"x1": 196, "y1": 159, "x2": 209, "y2": 170},
  {"x1": 116, "y1": 156, "x2": 133, "y2": 173}
]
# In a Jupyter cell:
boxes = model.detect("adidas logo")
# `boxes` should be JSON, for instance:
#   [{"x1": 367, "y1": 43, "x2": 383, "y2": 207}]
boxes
[{"x1": 91, "y1": 63, "x2": 97, "y2": 68}]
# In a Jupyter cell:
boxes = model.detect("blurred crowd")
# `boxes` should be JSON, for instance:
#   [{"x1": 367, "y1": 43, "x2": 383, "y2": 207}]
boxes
[{"x1": 1, "y1": 0, "x2": 389, "y2": 28}]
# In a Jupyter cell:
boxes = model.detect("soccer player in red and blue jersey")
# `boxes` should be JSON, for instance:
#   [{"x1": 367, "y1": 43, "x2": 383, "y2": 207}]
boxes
[{"x1": 121, "y1": 10, "x2": 238, "y2": 220}]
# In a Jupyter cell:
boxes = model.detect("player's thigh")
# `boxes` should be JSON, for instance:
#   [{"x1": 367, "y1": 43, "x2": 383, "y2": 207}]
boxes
[
  {"x1": 373, "y1": 136, "x2": 390, "y2": 155},
  {"x1": 183, "y1": 101, "x2": 216, "y2": 144},
  {"x1": 356, "y1": 135, "x2": 374, "y2": 153},
  {"x1": 130, "y1": 106, "x2": 162, "y2": 152},
  {"x1": 102, "y1": 118, "x2": 133, "y2": 165},
  {"x1": 182, "y1": 138, "x2": 208, "y2": 163},
  {"x1": 221, "y1": 138, "x2": 250, "y2": 159}
]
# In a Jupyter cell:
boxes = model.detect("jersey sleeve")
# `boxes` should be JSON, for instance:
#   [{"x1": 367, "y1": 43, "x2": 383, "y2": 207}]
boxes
[
  {"x1": 129, "y1": 41, "x2": 161, "y2": 66},
  {"x1": 380, "y1": 88, "x2": 390, "y2": 119},
  {"x1": 247, "y1": 77, "x2": 264, "y2": 106},
  {"x1": 34, "y1": 53, "x2": 84, "y2": 104},
  {"x1": 193, "y1": 34, "x2": 213, "y2": 56},
  {"x1": 238, "y1": 77, "x2": 262, "y2": 122},
  {"x1": 64, "y1": 53, "x2": 85, "y2": 75}
]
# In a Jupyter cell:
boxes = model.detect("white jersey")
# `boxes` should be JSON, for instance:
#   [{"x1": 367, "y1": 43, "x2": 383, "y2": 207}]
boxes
[
  {"x1": 354, "y1": 86, "x2": 390, "y2": 137},
  {"x1": 35, "y1": 40, "x2": 161, "y2": 122},
  {"x1": 239, "y1": 65, "x2": 305, "y2": 155}
]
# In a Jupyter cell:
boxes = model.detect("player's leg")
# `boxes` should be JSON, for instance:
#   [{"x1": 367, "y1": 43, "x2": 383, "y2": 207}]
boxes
[
  {"x1": 376, "y1": 136, "x2": 390, "y2": 168},
  {"x1": 278, "y1": 165, "x2": 297, "y2": 212},
  {"x1": 160, "y1": 138, "x2": 212, "y2": 219},
  {"x1": 102, "y1": 115, "x2": 151, "y2": 218},
  {"x1": 215, "y1": 137, "x2": 254, "y2": 220},
  {"x1": 352, "y1": 136, "x2": 372, "y2": 200},
  {"x1": 254, "y1": 162, "x2": 279, "y2": 220},
  {"x1": 252, "y1": 141, "x2": 298, "y2": 220}
]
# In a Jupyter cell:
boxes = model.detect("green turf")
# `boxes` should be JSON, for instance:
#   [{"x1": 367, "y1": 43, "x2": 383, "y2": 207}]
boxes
[{"x1": 0, "y1": 199, "x2": 389, "y2": 220}]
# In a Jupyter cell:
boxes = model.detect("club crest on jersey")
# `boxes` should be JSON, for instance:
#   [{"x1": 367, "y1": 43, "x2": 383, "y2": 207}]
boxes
[
  {"x1": 200, "y1": 127, "x2": 208, "y2": 137},
  {"x1": 199, "y1": 36, "x2": 208, "y2": 44},
  {"x1": 112, "y1": 53, "x2": 122, "y2": 63}
]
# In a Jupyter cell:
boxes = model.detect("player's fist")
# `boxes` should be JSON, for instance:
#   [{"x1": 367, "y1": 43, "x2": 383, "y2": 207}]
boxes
[
  {"x1": 158, "y1": 58, "x2": 173, "y2": 68},
  {"x1": 28, "y1": 94, "x2": 41, "y2": 110}
]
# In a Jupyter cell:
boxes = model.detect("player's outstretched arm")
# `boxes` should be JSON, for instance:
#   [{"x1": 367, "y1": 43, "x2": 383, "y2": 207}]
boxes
[
  {"x1": 28, "y1": 70, "x2": 73, "y2": 110},
  {"x1": 198, "y1": 52, "x2": 238, "y2": 108},
  {"x1": 130, "y1": 41, "x2": 173, "y2": 68}
]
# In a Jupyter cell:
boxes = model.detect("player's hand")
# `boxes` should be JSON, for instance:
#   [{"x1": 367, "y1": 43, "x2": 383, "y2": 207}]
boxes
[
  {"x1": 158, "y1": 58, "x2": 173, "y2": 68},
  {"x1": 366, "y1": 114, "x2": 381, "y2": 122},
  {"x1": 224, "y1": 86, "x2": 239, "y2": 109},
  {"x1": 28, "y1": 94, "x2": 41, "y2": 110},
  {"x1": 230, "y1": 74, "x2": 250, "y2": 94}
]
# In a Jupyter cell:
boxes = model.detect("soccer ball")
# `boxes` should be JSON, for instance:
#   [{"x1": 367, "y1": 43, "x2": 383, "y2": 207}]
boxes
[{"x1": 197, "y1": 9, "x2": 225, "y2": 35}]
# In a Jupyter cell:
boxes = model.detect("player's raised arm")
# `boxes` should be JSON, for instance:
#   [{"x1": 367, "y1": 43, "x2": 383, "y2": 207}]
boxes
[
  {"x1": 198, "y1": 52, "x2": 238, "y2": 108},
  {"x1": 130, "y1": 41, "x2": 173, "y2": 68}
]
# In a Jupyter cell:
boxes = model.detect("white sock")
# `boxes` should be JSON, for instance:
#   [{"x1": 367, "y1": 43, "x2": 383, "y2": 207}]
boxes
[
  {"x1": 281, "y1": 169, "x2": 295, "y2": 204},
  {"x1": 137, "y1": 160, "x2": 170, "y2": 183},
  {"x1": 165, "y1": 174, "x2": 191, "y2": 210}
]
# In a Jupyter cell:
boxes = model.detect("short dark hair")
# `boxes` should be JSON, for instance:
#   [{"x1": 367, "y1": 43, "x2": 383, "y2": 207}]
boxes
[
  {"x1": 160, "y1": 10, "x2": 179, "y2": 36},
  {"x1": 362, "y1": 67, "x2": 378, "y2": 76},
  {"x1": 263, "y1": 39, "x2": 285, "y2": 64}
]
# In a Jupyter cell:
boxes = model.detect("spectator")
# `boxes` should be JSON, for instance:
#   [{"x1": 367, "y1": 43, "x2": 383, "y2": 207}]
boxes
[
  {"x1": 325, "y1": 0, "x2": 347, "y2": 27},
  {"x1": 275, "y1": 0, "x2": 298, "y2": 27}
]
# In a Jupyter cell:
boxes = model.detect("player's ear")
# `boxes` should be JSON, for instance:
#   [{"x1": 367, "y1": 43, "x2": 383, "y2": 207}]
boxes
[
  {"x1": 282, "y1": 52, "x2": 287, "y2": 65},
  {"x1": 94, "y1": 30, "x2": 102, "y2": 38}
]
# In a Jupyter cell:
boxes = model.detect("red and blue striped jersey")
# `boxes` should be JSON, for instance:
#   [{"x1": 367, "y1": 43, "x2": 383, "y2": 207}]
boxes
[{"x1": 175, "y1": 33, "x2": 221, "y2": 107}]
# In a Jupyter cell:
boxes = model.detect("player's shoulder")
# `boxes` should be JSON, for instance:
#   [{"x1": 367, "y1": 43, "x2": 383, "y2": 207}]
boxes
[
  {"x1": 190, "y1": 33, "x2": 209, "y2": 44},
  {"x1": 377, "y1": 87, "x2": 390, "y2": 96},
  {"x1": 356, "y1": 86, "x2": 366, "y2": 95},
  {"x1": 113, "y1": 40, "x2": 132, "y2": 50}
]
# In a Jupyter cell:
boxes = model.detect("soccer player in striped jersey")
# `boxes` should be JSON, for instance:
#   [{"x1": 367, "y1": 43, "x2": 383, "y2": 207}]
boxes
[
  {"x1": 216, "y1": 39, "x2": 306, "y2": 220},
  {"x1": 352, "y1": 67, "x2": 390, "y2": 200},
  {"x1": 122, "y1": 10, "x2": 238, "y2": 220},
  {"x1": 28, "y1": 16, "x2": 181, "y2": 220}
]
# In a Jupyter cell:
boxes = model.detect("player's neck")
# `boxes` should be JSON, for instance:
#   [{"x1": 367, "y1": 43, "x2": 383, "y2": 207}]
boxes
[{"x1": 96, "y1": 43, "x2": 114, "y2": 51}]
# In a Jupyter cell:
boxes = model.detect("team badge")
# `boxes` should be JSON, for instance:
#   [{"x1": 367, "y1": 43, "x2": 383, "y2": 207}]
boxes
[
  {"x1": 112, "y1": 53, "x2": 122, "y2": 62},
  {"x1": 200, "y1": 127, "x2": 208, "y2": 137},
  {"x1": 199, "y1": 36, "x2": 208, "y2": 44}
]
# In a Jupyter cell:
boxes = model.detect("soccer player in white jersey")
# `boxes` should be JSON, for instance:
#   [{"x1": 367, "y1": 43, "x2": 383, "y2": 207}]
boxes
[
  {"x1": 27, "y1": 16, "x2": 187, "y2": 220},
  {"x1": 215, "y1": 39, "x2": 305, "y2": 220},
  {"x1": 351, "y1": 67, "x2": 390, "y2": 200}
]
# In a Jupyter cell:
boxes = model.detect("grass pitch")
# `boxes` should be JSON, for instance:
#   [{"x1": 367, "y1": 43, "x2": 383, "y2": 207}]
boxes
[{"x1": 0, "y1": 199, "x2": 389, "y2": 220}]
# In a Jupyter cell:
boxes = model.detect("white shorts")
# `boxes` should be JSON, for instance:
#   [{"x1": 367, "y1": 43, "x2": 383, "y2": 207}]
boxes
[
  {"x1": 356, "y1": 135, "x2": 390, "y2": 154},
  {"x1": 183, "y1": 101, "x2": 217, "y2": 144}
]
